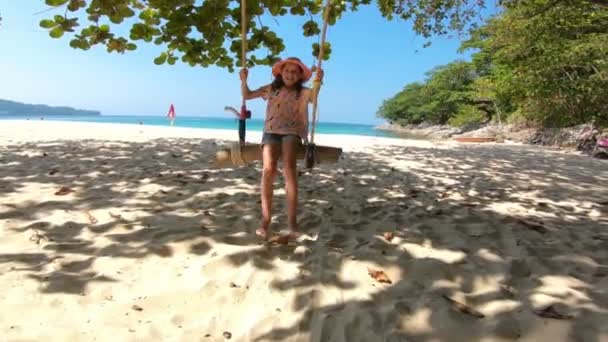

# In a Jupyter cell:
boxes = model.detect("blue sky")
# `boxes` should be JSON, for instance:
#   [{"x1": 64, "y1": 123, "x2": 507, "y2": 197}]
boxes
[{"x1": 0, "y1": 1, "x2": 498, "y2": 125}]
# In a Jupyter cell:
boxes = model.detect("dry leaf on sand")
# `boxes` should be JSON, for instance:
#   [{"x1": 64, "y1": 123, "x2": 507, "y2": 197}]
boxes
[
  {"x1": 54, "y1": 186, "x2": 73, "y2": 196},
  {"x1": 368, "y1": 268, "x2": 392, "y2": 284},
  {"x1": 383, "y1": 232, "x2": 395, "y2": 242}
]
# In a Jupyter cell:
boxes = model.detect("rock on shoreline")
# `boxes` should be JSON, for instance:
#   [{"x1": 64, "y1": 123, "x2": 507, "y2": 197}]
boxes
[
  {"x1": 376, "y1": 123, "x2": 463, "y2": 139},
  {"x1": 377, "y1": 122, "x2": 606, "y2": 151}
]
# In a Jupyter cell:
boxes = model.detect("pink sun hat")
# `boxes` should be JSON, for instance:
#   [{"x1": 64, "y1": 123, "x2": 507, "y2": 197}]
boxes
[{"x1": 271, "y1": 57, "x2": 313, "y2": 82}]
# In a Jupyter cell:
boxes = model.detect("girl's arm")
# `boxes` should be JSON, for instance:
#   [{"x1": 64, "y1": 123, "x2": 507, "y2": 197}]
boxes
[
  {"x1": 240, "y1": 68, "x2": 270, "y2": 100},
  {"x1": 243, "y1": 84, "x2": 271, "y2": 100}
]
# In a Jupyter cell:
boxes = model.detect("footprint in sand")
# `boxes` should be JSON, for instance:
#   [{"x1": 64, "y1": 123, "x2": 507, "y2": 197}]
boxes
[
  {"x1": 298, "y1": 212, "x2": 323, "y2": 231},
  {"x1": 393, "y1": 301, "x2": 411, "y2": 315},
  {"x1": 320, "y1": 313, "x2": 341, "y2": 341},
  {"x1": 343, "y1": 308, "x2": 385, "y2": 342},
  {"x1": 170, "y1": 314, "x2": 184, "y2": 327},
  {"x1": 509, "y1": 258, "x2": 532, "y2": 278},
  {"x1": 493, "y1": 315, "x2": 522, "y2": 340},
  {"x1": 190, "y1": 241, "x2": 211, "y2": 255},
  {"x1": 326, "y1": 233, "x2": 352, "y2": 249}
]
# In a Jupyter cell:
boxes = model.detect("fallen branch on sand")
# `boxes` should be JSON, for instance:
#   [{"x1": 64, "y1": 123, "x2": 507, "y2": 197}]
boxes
[
  {"x1": 534, "y1": 305, "x2": 574, "y2": 320},
  {"x1": 442, "y1": 295, "x2": 485, "y2": 318},
  {"x1": 109, "y1": 212, "x2": 123, "y2": 220},
  {"x1": 29, "y1": 230, "x2": 47, "y2": 244},
  {"x1": 85, "y1": 211, "x2": 98, "y2": 224},
  {"x1": 517, "y1": 218, "x2": 548, "y2": 234}
]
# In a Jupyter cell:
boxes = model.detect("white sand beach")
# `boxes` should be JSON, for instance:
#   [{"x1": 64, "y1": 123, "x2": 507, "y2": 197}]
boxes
[{"x1": 1, "y1": 120, "x2": 607, "y2": 342}]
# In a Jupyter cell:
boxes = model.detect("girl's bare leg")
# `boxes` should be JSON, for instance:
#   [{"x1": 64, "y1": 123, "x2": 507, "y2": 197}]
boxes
[
  {"x1": 282, "y1": 136, "x2": 300, "y2": 237},
  {"x1": 258, "y1": 143, "x2": 280, "y2": 238}
]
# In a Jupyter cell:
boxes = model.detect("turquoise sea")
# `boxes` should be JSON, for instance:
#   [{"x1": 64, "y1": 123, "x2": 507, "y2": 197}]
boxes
[{"x1": 0, "y1": 115, "x2": 404, "y2": 138}]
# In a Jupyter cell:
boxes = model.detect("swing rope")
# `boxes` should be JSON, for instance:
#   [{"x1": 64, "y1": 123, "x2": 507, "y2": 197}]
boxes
[
  {"x1": 305, "y1": 0, "x2": 331, "y2": 169},
  {"x1": 241, "y1": 0, "x2": 247, "y2": 100},
  {"x1": 238, "y1": 0, "x2": 249, "y2": 145},
  {"x1": 310, "y1": 0, "x2": 331, "y2": 145}
]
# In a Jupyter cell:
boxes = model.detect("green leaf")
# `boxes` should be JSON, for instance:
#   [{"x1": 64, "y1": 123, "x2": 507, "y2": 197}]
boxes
[
  {"x1": 67, "y1": 0, "x2": 81, "y2": 11},
  {"x1": 69, "y1": 39, "x2": 90, "y2": 50},
  {"x1": 40, "y1": 19, "x2": 56, "y2": 29},
  {"x1": 109, "y1": 14, "x2": 123, "y2": 24},
  {"x1": 312, "y1": 42, "x2": 331, "y2": 61},
  {"x1": 45, "y1": 0, "x2": 69, "y2": 6},
  {"x1": 118, "y1": 6, "x2": 135, "y2": 18},
  {"x1": 154, "y1": 52, "x2": 167, "y2": 65},
  {"x1": 302, "y1": 20, "x2": 320, "y2": 37},
  {"x1": 49, "y1": 26, "x2": 64, "y2": 38}
]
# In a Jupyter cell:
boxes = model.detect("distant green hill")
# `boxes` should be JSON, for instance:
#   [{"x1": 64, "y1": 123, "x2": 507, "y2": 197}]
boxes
[{"x1": 0, "y1": 99, "x2": 101, "y2": 116}]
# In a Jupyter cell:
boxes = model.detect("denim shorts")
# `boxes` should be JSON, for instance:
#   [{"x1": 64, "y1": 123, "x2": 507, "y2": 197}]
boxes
[{"x1": 261, "y1": 132, "x2": 302, "y2": 146}]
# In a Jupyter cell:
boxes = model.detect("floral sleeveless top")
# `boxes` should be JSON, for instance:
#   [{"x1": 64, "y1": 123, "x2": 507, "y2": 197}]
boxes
[{"x1": 263, "y1": 86, "x2": 309, "y2": 140}]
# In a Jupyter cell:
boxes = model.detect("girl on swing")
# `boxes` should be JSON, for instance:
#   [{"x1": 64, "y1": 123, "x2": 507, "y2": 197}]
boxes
[{"x1": 240, "y1": 57, "x2": 324, "y2": 240}]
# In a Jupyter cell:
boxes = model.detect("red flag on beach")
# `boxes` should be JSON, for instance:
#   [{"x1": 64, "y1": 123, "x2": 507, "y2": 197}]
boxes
[{"x1": 167, "y1": 104, "x2": 176, "y2": 119}]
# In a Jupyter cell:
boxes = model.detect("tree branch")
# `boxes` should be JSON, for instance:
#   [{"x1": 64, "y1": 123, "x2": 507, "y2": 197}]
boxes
[{"x1": 33, "y1": 7, "x2": 58, "y2": 16}]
